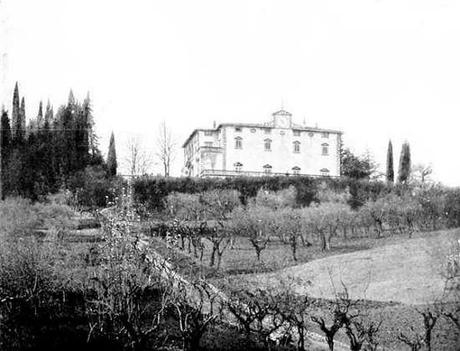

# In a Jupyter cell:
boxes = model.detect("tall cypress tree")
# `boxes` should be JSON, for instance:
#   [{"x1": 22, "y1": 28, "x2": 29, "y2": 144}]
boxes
[
  {"x1": 386, "y1": 140, "x2": 394, "y2": 183},
  {"x1": 17, "y1": 97, "x2": 26, "y2": 144},
  {"x1": 0, "y1": 108, "x2": 11, "y2": 199},
  {"x1": 37, "y1": 101, "x2": 43, "y2": 129},
  {"x1": 11, "y1": 82, "x2": 20, "y2": 146},
  {"x1": 107, "y1": 131, "x2": 117, "y2": 176},
  {"x1": 398, "y1": 141, "x2": 411, "y2": 184},
  {"x1": 42, "y1": 101, "x2": 56, "y2": 191}
]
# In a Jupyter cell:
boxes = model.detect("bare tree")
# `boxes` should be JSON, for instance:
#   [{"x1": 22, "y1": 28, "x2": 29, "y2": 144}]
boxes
[
  {"x1": 411, "y1": 163, "x2": 433, "y2": 183},
  {"x1": 274, "y1": 289, "x2": 312, "y2": 351},
  {"x1": 171, "y1": 280, "x2": 221, "y2": 351},
  {"x1": 224, "y1": 285, "x2": 284, "y2": 349},
  {"x1": 397, "y1": 330, "x2": 425, "y2": 351},
  {"x1": 155, "y1": 121, "x2": 176, "y2": 177},
  {"x1": 124, "y1": 136, "x2": 152, "y2": 177}
]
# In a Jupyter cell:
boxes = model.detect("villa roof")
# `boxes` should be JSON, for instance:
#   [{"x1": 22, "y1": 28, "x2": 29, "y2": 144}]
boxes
[{"x1": 182, "y1": 114, "x2": 343, "y2": 147}]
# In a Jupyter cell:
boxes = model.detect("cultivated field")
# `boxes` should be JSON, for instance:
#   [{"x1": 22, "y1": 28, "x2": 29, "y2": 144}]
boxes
[{"x1": 240, "y1": 229, "x2": 460, "y2": 305}]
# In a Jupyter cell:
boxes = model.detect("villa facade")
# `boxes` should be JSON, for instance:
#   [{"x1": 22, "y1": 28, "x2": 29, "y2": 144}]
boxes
[{"x1": 182, "y1": 109, "x2": 342, "y2": 178}]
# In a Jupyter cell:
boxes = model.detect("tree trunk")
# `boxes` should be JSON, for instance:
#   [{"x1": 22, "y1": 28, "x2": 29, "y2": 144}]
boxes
[
  {"x1": 320, "y1": 233, "x2": 331, "y2": 251},
  {"x1": 326, "y1": 333, "x2": 334, "y2": 351},
  {"x1": 216, "y1": 252, "x2": 223, "y2": 269},
  {"x1": 210, "y1": 246, "x2": 216, "y2": 267},
  {"x1": 297, "y1": 327, "x2": 305, "y2": 351},
  {"x1": 290, "y1": 237, "x2": 297, "y2": 261},
  {"x1": 325, "y1": 234, "x2": 331, "y2": 251},
  {"x1": 193, "y1": 241, "x2": 198, "y2": 258}
]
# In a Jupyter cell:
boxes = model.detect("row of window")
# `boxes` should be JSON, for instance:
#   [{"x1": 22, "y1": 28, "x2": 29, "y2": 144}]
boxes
[
  {"x1": 233, "y1": 162, "x2": 330, "y2": 176},
  {"x1": 235, "y1": 137, "x2": 329, "y2": 155},
  {"x1": 204, "y1": 129, "x2": 330, "y2": 138},
  {"x1": 236, "y1": 127, "x2": 329, "y2": 138}
]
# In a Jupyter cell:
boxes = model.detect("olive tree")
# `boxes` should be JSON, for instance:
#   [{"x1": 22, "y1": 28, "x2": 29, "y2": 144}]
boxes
[{"x1": 231, "y1": 206, "x2": 271, "y2": 261}]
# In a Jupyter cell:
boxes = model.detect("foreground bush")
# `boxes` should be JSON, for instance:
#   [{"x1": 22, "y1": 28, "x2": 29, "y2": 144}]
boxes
[{"x1": 68, "y1": 165, "x2": 125, "y2": 210}]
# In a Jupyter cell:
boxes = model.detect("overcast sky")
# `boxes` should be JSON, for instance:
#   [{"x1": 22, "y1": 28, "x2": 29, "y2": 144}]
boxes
[{"x1": 1, "y1": 0, "x2": 459, "y2": 185}]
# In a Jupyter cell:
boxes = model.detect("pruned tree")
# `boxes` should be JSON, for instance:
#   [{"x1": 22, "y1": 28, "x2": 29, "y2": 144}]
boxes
[
  {"x1": 155, "y1": 121, "x2": 176, "y2": 177},
  {"x1": 225, "y1": 285, "x2": 284, "y2": 348},
  {"x1": 231, "y1": 206, "x2": 270, "y2": 261},
  {"x1": 344, "y1": 317, "x2": 383, "y2": 351},
  {"x1": 200, "y1": 190, "x2": 240, "y2": 268},
  {"x1": 271, "y1": 209, "x2": 303, "y2": 261},
  {"x1": 273, "y1": 287, "x2": 312, "y2": 351},
  {"x1": 311, "y1": 280, "x2": 362, "y2": 351},
  {"x1": 171, "y1": 280, "x2": 221, "y2": 351},
  {"x1": 303, "y1": 203, "x2": 352, "y2": 251}
]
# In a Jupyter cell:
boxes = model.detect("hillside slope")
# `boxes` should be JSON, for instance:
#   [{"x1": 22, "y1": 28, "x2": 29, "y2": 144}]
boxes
[{"x1": 251, "y1": 229, "x2": 459, "y2": 305}]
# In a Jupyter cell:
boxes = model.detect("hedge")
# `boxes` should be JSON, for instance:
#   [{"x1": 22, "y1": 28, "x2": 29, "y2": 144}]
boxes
[{"x1": 132, "y1": 175, "x2": 392, "y2": 212}]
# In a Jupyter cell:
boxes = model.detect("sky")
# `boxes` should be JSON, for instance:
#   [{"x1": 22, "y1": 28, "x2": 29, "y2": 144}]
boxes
[{"x1": 1, "y1": 0, "x2": 459, "y2": 185}]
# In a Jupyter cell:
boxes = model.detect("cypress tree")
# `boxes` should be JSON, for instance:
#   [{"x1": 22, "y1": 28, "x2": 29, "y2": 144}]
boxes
[
  {"x1": 68, "y1": 90, "x2": 75, "y2": 107},
  {"x1": 1, "y1": 108, "x2": 11, "y2": 155},
  {"x1": 398, "y1": 141, "x2": 411, "y2": 184},
  {"x1": 0, "y1": 108, "x2": 11, "y2": 199},
  {"x1": 17, "y1": 97, "x2": 26, "y2": 144},
  {"x1": 37, "y1": 101, "x2": 43, "y2": 128},
  {"x1": 386, "y1": 140, "x2": 394, "y2": 183},
  {"x1": 107, "y1": 131, "x2": 117, "y2": 176},
  {"x1": 44, "y1": 100, "x2": 53, "y2": 124},
  {"x1": 11, "y1": 82, "x2": 20, "y2": 145}
]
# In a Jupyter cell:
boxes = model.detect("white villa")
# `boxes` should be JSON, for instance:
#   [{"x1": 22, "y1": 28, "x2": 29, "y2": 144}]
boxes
[{"x1": 182, "y1": 109, "x2": 342, "y2": 178}]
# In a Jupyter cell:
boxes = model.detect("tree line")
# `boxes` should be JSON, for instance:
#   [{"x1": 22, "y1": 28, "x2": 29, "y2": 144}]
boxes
[{"x1": 0, "y1": 82, "x2": 121, "y2": 201}]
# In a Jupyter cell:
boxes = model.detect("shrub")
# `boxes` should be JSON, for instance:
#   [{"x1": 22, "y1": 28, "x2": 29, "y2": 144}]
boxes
[
  {"x1": 0, "y1": 197, "x2": 40, "y2": 238},
  {"x1": 252, "y1": 186, "x2": 297, "y2": 210},
  {"x1": 165, "y1": 192, "x2": 203, "y2": 220},
  {"x1": 443, "y1": 188, "x2": 460, "y2": 228},
  {"x1": 68, "y1": 165, "x2": 125, "y2": 209},
  {"x1": 316, "y1": 182, "x2": 351, "y2": 204}
]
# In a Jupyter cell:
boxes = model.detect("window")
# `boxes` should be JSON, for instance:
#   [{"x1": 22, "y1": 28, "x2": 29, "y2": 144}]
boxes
[
  {"x1": 264, "y1": 138, "x2": 272, "y2": 151},
  {"x1": 264, "y1": 128, "x2": 272, "y2": 135},
  {"x1": 235, "y1": 137, "x2": 242, "y2": 149},
  {"x1": 204, "y1": 131, "x2": 213, "y2": 136},
  {"x1": 250, "y1": 128, "x2": 256, "y2": 133},
  {"x1": 235, "y1": 127, "x2": 242, "y2": 132},
  {"x1": 293, "y1": 141, "x2": 300, "y2": 153},
  {"x1": 308, "y1": 132, "x2": 314, "y2": 137},
  {"x1": 322, "y1": 143, "x2": 329, "y2": 155},
  {"x1": 321, "y1": 132, "x2": 329, "y2": 138},
  {"x1": 293, "y1": 130, "x2": 301, "y2": 136},
  {"x1": 204, "y1": 142, "x2": 213, "y2": 147},
  {"x1": 320, "y1": 168, "x2": 330, "y2": 176},
  {"x1": 234, "y1": 162, "x2": 243, "y2": 172},
  {"x1": 263, "y1": 164, "x2": 272, "y2": 174},
  {"x1": 292, "y1": 166, "x2": 301, "y2": 175}
]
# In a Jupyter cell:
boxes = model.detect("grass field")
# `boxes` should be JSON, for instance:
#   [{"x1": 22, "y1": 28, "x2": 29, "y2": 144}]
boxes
[{"x1": 237, "y1": 229, "x2": 460, "y2": 305}]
